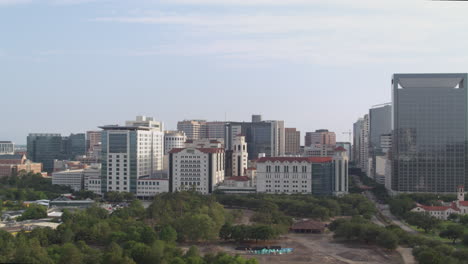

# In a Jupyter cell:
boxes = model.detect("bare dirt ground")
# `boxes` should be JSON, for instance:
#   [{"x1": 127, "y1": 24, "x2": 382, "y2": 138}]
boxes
[{"x1": 185, "y1": 232, "x2": 404, "y2": 264}]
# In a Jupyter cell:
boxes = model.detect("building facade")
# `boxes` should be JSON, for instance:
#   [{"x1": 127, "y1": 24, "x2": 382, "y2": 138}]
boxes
[
  {"x1": 27, "y1": 133, "x2": 63, "y2": 173},
  {"x1": 225, "y1": 115, "x2": 285, "y2": 159},
  {"x1": 0, "y1": 141, "x2": 14, "y2": 155},
  {"x1": 231, "y1": 136, "x2": 248, "y2": 176},
  {"x1": 86, "y1": 131, "x2": 102, "y2": 160},
  {"x1": 52, "y1": 169, "x2": 84, "y2": 191},
  {"x1": 136, "y1": 177, "x2": 169, "y2": 198},
  {"x1": 177, "y1": 120, "x2": 207, "y2": 140},
  {"x1": 392, "y1": 73, "x2": 468, "y2": 193},
  {"x1": 100, "y1": 125, "x2": 164, "y2": 194},
  {"x1": 285, "y1": 128, "x2": 301, "y2": 155},
  {"x1": 164, "y1": 131, "x2": 187, "y2": 155},
  {"x1": 304, "y1": 129, "x2": 336, "y2": 147},
  {"x1": 255, "y1": 156, "x2": 347, "y2": 196},
  {"x1": 126, "y1": 115, "x2": 163, "y2": 131},
  {"x1": 0, "y1": 154, "x2": 42, "y2": 177},
  {"x1": 169, "y1": 147, "x2": 225, "y2": 194},
  {"x1": 369, "y1": 103, "x2": 392, "y2": 179}
]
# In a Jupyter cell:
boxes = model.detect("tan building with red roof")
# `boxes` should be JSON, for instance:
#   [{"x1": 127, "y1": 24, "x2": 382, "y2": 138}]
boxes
[{"x1": 411, "y1": 186, "x2": 468, "y2": 220}]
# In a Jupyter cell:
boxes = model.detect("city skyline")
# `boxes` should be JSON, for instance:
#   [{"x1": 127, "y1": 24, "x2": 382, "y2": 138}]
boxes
[{"x1": 3, "y1": 0, "x2": 468, "y2": 144}]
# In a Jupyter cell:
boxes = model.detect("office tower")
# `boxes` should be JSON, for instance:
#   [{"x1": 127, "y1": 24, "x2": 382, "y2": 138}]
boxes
[
  {"x1": 164, "y1": 131, "x2": 187, "y2": 155},
  {"x1": 27, "y1": 133, "x2": 63, "y2": 173},
  {"x1": 360, "y1": 114, "x2": 370, "y2": 175},
  {"x1": 285, "y1": 128, "x2": 301, "y2": 155},
  {"x1": 65, "y1": 133, "x2": 86, "y2": 160},
  {"x1": 169, "y1": 147, "x2": 225, "y2": 194},
  {"x1": 0, "y1": 141, "x2": 14, "y2": 155},
  {"x1": 231, "y1": 135, "x2": 248, "y2": 176},
  {"x1": 369, "y1": 103, "x2": 392, "y2": 179},
  {"x1": 392, "y1": 73, "x2": 468, "y2": 193},
  {"x1": 126, "y1": 115, "x2": 163, "y2": 131},
  {"x1": 86, "y1": 131, "x2": 101, "y2": 152},
  {"x1": 252, "y1": 115, "x2": 262, "y2": 123},
  {"x1": 100, "y1": 125, "x2": 164, "y2": 194},
  {"x1": 352, "y1": 118, "x2": 363, "y2": 165},
  {"x1": 177, "y1": 120, "x2": 207, "y2": 140},
  {"x1": 206, "y1": 121, "x2": 227, "y2": 139},
  {"x1": 304, "y1": 129, "x2": 336, "y2": 147},
  {"x1": 225, "y1": 115, "x2": 285, "y2": 159},
  {"x1": 303, "y1": 144, "x2": 335, "y2": 157}
]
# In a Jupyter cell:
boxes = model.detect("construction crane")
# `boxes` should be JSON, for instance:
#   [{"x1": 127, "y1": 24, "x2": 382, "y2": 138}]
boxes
[{"x1": 342, "y1": 130, "x2": 352, "y2": 142}]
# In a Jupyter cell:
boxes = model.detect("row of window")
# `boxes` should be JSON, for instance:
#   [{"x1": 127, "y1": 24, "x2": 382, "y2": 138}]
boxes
[
  {"x1": 138, "y1": 181, "x2": 160, "y2": 186},
  {"x1": 266, "y1": 165, "x2": 308, "y2": 173}
]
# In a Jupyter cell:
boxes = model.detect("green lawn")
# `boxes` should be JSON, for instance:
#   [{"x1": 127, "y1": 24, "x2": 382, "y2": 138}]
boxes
[{"x1": 406, "y1": 220, "x2": 468, "y2": 246}]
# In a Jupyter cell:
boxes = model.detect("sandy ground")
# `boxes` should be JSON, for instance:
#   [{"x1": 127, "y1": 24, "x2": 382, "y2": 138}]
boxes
[{"x1": 183, "y1": 232, "x2": 404, "y2": 264}]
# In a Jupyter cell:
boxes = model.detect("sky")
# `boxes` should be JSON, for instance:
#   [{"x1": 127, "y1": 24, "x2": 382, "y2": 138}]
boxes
[{"x1": 2, "y1": 0, "x2": 468, "y2": 144}]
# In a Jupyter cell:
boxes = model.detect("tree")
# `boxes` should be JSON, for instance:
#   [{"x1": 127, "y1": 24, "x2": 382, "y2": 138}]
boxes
[
  {"x1": 17, "y1": 204, "x2": 47, "y2": 221},
  {"x1": 376, "y1": 230, "x2": 398, "y2": 250},
  {"x1": 405, "y1": 212, "x2": 440, "y2": 233},
  {"x1": 440, "y1": 224, "x2": 465, "y2": 244},
  {"x1": 159, "y1": 225, "x2": 177, "y2": 243}
]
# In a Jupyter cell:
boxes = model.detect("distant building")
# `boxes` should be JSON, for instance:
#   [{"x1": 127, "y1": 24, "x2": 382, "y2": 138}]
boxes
[
  {"x1": 164, "y1": 131, "x2": 186, "y2": 155},
  {"x1": 352, "y1": 115, "x2": 369, "y2": 174},
  {"x1": 392, "y1": 73, "x2": 468, "y2": 193},
  {"x1": 126, "y1": 115, "x2": 163, "y2": 131},
  {"x1": 27, "y1": 133, "x2": 63, "y2": 173},
  {"x1": 303, "y1": 144, "x2": 335, "y2": 157},
  {"x1": 285, "y1": 128, "x2": 301, "y2": 155},
  {"x1": 304, "y1": 130, "x2": 336, "y2": 147},
  {"x1": 206, "y1": 121, "x2": 227, "y2": 139},
  {"x1": 86, "y1": 131, "x2": 102, "y2": 159},
  {"x1": 411, "y1": 186, "x2": 468, "y2": 220},
  {"x1": 368, "y1": 103, "x2": 392, "y2": 179},
  {"x1": 225, "y1": 115, "x2": 285, "y2": 158},
  {"x1": 0, "y1": 141, "x2": 14, "y2": 155},
  {"x1": 169, "y1": 147, "x2": 225, "y2": 194},
  {"x1": 100, "y1": 124, "x2": 164, "y2": 194},
  {"x1": 0, "y1": 154, "x2": 42, "y2": 177},
  {"x1": 336, "y1": 142, "x2": 352, "y2": 161},
  {"x1": 231, "y1": 135, "x2": 248, "y2": 176},
  {"x1": 52, "y1": 169, "x2": 84, "y2": 191},
  {"x1": 136, "y1": 177, "x2": 169, "y2": 199},
  {"x1": 63, "y1": 133, "x2": 86, "y2": 160},
  {"x1": 256, "y1": 152, "x2": 348, "y2": 196},
  {"x1": 177, "y1": 120, "x2": 207, "y2": 140},
  {"x1": 84, "y1": 164, "x2": 102, "y2": 195}
]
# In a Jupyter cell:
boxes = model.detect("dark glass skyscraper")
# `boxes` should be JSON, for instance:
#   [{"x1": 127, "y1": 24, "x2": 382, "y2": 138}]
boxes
[
  {"x1": 27, "y1": 133, "x2": 63, "y2": 173},
  {"x1": 392, "y1": 73, "x2": 468, "y2": 193}
]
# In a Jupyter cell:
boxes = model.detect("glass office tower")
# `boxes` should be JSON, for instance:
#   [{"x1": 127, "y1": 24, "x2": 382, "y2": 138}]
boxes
[
  {"x1": 27, "y1": 133, "x2": 63, "y2": 173},
  {"x1": 392, "y1": 73, "x2": 468, "y2": 193}
]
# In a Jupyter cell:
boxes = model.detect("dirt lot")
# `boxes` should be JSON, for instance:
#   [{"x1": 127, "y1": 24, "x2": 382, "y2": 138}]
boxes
[{"x1": 188, "y1": 232, "x2": 404, "y2": 264}]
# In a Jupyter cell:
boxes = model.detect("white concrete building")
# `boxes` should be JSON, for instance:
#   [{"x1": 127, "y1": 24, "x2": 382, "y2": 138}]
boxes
[
  {"x1": 136, "y1": 177, "x2": 169, "y2": 198},
  {"x1": 231, "y1": 136, "x2": 248, "y2": 176},
  {"x1": 256, "y1": 155, "x2": 348, "y2": 196},
  {"x1": 52, "y1": 169, "x2": 84, "y2": 191},
  {"x1": 177, "y1": 120, "x2": 207, "y2": 140},
  {"x1": 164, "y1": 130, "x2": 186, "y2": 155},
  {"x1": 0, "y1": 141, "x2": 14, "y2": 155},
  {"x1": 169, "y1": 147, "x2": 225, "y2": 194},
  {"x1": 84, "y1": 164, "x2": 101, "y2": 195},
  {"x1": 185, "y1": 139, "x2": 224, "y2": 148},
  {"x1": 100, "y1": 125, "x2": 164, "y2": 194}
]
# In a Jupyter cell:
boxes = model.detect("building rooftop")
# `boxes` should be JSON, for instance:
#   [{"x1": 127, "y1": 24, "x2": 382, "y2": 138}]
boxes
[
  {"x1": 169, "y1": 148, "x2": 225, "y2": 154},
  {"x1": 257, "y1": 157, "x2": 333, "y2": 163},
  {"x1": 99, "y1": 125, "x2": 156, "y2": 131},
  {"x1": 226, "y1": 176, "x2": 250, "y2": 182},
  {"x1": 0, "y1": 154, "x2": 24, "y2": 160}
]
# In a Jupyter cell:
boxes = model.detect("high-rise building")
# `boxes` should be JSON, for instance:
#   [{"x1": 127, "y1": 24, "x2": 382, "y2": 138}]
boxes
[
  {"x1": 177, "y1": 120, "x2": 207, "y2": 140},
  {"x1": 100, "y1": 124, "x2": 164, "y2": 194},
  {"x1": 0, "y1": 141, "x2": 14, "y2": 155},
  {"x1": 304, "y1": 129, "x2": 336, "y2": 147},
  {"x1": 352, "y1": 118, "x2": 363, "y2": 165},
  {"x1": 206, "y1": 121, "x2": 227, "y2": 139},
  {"x1": 225, "y1": 115, "x2": 285, "y2": 159},
  {"x1": 164, "y1": 131, "x2": 187, "y2": 155},
  {"x1": 369, "y1": 103, "x2": 392, "y2": 179},
  {"x1": 27, "y1": 133, "x2": 63, "y2": 173},
  {"x1": 65, "y1": 133, "x2": 86, "y2": 160},
  {"x1": 169, "y1": 147, "x2": 225, "y2": 194},
  {"x1": 86, "y1": 131, "x2": 101, "y2": 151},
  {"x1": 392, "y1": 73, "x2": 468, "y2": 193},
  {"x1": 285, "y1": 128, "x2": 301, "y2": 155},
  {"x1": 126, "y1": 115, "x2": 163, "y2": 131}
]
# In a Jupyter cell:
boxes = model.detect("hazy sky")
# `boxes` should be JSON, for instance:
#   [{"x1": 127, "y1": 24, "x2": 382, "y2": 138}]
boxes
[{"x1": 2, "y1": 0, "x2": 468, "y2": 144}]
